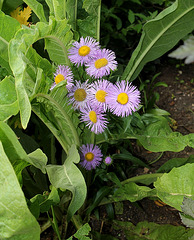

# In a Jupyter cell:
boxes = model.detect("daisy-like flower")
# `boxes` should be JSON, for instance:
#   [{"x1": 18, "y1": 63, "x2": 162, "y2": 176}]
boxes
[
  {"x1": 104, "y1": 156, "x2": 113, "y2": 165},
  {"x1": 79, "y1": 144, "x2": 103, "y2": 170},
  {"x1": 88, "y1": 79, "x2": 113, "y2": 111},
  {"x1": 80, "y1": 104, "x2": 108, "y2": 134},
  {"x1": 67, "y1": 80, "x2": 91, "y2": 110},
  {"x1": 106, "y1": 80, "x2": 140, "y2": 117},
  {"x1": 51, "y1": 65, "x2": 74, "y2": 91},
  {"x1": 68, "y1": 36, "x2": 100, "y2": 66},
  {"x1": 85, "y1": 48, "x2": 117, "y2": 79}
]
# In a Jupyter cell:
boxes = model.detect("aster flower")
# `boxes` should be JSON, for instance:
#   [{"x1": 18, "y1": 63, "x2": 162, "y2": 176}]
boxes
[
  {"x1": 85, "y1": 48, "x2": 117, "y2": 79},
  {"x1": 79, "y1": 144, "x2": 103, "y2": 170},
  {"x1": 80, "y1": 104, "x2": 108, "y2": 134},
  {"x1": 104, "y1": 156, "x2": 113, "y2": 165},
  {"x1": 50, "y1": 65, "x2": 74, "y2": 91},
  {"x1": 106, "y1": 80, "x2": 140, "y2": 117},
  {"x1": 88, "y1": 79, "x2": 113, "y2": 111},
  {"x1": 67, "y1": 80, "x2": 91, "y2": 110},
  {"x1": 68, "y1": 36, "x2": 100, "y2": 66}
]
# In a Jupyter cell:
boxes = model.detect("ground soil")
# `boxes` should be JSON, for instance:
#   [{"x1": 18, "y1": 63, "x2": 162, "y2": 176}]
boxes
[{"x1": 89, "y1": 62, "x2": 194, "y2": 239}]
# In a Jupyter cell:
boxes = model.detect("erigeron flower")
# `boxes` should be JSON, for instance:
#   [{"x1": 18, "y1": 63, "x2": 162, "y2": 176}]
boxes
[
  {"x1": 80, "y1": 104, "x2": 108, "y2": 134},
  {"x1": 79, "y1": 144, "x2": 103, "y2": 170},
  {"x1": 85, "y1": 48, "x2": 117, "y2": 78},
  {"x1": 50, "y1": 65, "x2": 74, "y2": 91},
  {"x1": 88, "y1": 79, "x2": 113, "y2": 111},
  {"x1": 68, "y1": 36, "x2": 100, "y2": 66},
  {"x1": 106, "y1": 80, "x2": 140, "y2": 117},
  {"x1": 104, "y1": 156, "x2": 113, "y2": 165},
  {"x1": 67, "y1": 80, "x2": 91, "y2": 110}
]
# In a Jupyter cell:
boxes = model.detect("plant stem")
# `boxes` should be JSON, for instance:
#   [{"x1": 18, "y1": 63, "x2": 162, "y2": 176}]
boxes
[
  {"x1": 97, "y1": 0, "x2": 101, "y2": 42},
  {"x1": 121, "y1": 173, "x2": 163, "y2": 185},
  {"x1": 149, "y1": 152, "x2": 163, "y2": 165}
]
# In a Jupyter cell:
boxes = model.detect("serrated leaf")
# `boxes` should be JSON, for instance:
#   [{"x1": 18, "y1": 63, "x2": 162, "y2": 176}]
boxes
[
  {"x1": 154, "y1": 164, "x2": 194, "y2": 211},
  {"x1": 46, "y1": 144, "x2": 87, "y2": 222},
  {"x1": 23, "y1": 0, "x2": 47, "y2": 22},
  {"x1": 0, "y1": 141, "x2": 40, "y2": 239},
  {"x1": 122, "y1": 0, "x2": 194, "y2": 81},
  {"x1": 168, "y1": 35, "x2": 194, "y2": 64}
]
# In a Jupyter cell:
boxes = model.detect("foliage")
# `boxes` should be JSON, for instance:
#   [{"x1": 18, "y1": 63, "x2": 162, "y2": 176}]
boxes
[
  {"x1": 180, "y1": 198, "x2": 194, "y2": 229},
  {"x1": 0, "y1": 0, "x2": 193, "y2": 239}
]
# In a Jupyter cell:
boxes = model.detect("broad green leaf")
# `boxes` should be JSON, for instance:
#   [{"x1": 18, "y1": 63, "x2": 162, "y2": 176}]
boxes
[
  {"x1": 110, "y1": 182, "x2": 155, "y2": 203},
  {"x1": 0, "y1": 121, "x2": 47, "y2": 174},
  {"x1": 46, "y1": 144, "x2": 87, "y2": 222},
  {"x1": 66, "y1": 0, "x2": 78, "y2": 31},
  {"x1": 9, "y1": 17, "x2": 72, "y2": 128},
  {"x1": 0, "y1": 76, "x2": 19, "y2": 121},
  {"x1": 45, "y1": 0, "x2": 66, "y2": 20},
  {"x1": 122, "y1": 0, "x2": 194, "y2": 81},
  {"x1": 0, "y1": 141, "x2": 40, "y2": 239},
  {"x1": 154, "y1": 163, "x2": 194, "y2": 211},
  {"x1": 135, "y1": 115, "x2": 194, "y2": 152},
  {"x1": 23, "y1": 0, "x2": 47, "y2": 22},
  {"x1": 32, "y1": 84, "x2": 80, "y2": 153},
  {"x1": 112, "y1": 220, "x2": 194, "y2": 240},
  {"x1": 0, "y1": 10, "x2": 20, "y2": 73}
]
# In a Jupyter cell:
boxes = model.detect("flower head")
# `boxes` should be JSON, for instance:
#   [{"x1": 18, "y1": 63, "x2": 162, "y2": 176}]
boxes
[
  {"x1": 88, "y1": 79, "x2": 113, "y2": 111},
  {"x1": 85, "y1": 48, "x2": 117, "y2": 79},
  {"x1": 68, "y1": 36, "x2": 100, "y2": 66},
  {"x1": 79, "y1": 144, "x2": 103, "y2": 170},
  {"x1": 104, "y1": 156, "x2": 113, "y2": 165},
  {"x1": 80, "y1": 104, "x2": 108, "y2": 134},
  {"x1": 51, "y1": 65, "x2": 74, "y2": 91},
  {"x1": 67, "y1": 80, "x2": 91, "y2": 110},
  {"x1": 106, "y1": 80, "x2": 140, "y2": 117}
]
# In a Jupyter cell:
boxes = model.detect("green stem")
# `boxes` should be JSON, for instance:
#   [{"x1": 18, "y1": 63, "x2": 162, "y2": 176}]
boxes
[
  {"x1": 149, "y1": 152, "x2": 163, "y2": 165},
  {"x1": 34, "y1": 93, "x2": 80, "y2": 148},
  {"x1": 96, "y1": 0, "x2": 101, "y2": 42}
]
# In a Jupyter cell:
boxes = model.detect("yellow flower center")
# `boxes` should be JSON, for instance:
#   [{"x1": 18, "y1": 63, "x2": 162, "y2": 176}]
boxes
[
  {"x1": 55, "y1": 74, "x2": 65, "y2": 84},
  {"x1": 78, "y1": 46, "x2": 91, "y2": 56},
  {"x1": 85, "y1": 152, "x2": 94, "y2": 162},
  {"x1": 95, "y1": 58, "x2": 108, "y2": 69},
  {"x1": 89, "y1": 111, "x2": 97, "y2": 123},
  {"x1": 74, "y1": 88, "x2": 87, "y2": 102},
  {"x1": 95, "y1": 90, "x2": 107, "y2": 103},
  {"x1": 117, "y1": 93, "x2": 128, "y2": 105}
]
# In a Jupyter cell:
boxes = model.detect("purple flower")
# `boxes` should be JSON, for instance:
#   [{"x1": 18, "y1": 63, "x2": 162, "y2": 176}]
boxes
[
  {"x1": 80, "y1": 104, "x2": 108, "y2": 134},
  {"x1": 85, "y1": 48, "x2": 117, "y2": 79},
  {"x1": 104, "y1": 156, "x2": 113, "y2": 165},
  {"x1": 79, "y1": 144, "x2": 103, "y2": 170},
  {"x1": 88, "y1": 79, "x2": 113, "y2": 111},
  {"x1": 106, "y1": 80, "x2": 140, "y2": 117},
  {"x1": 51, "y1": 65, "x2": 74, "y2": 91},
  {"x1": 68, "y1": 36, "x2": 100, "y2": 66},
  {"x1": 67, "y1": 80, "x2": 91, "y2": 110}
]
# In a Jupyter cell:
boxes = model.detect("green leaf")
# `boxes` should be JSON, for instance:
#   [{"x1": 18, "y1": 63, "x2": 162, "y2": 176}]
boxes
[
  {"x1": 135, "y1": 115, "x2": 194, "y2": 152},
  {"x1": 112, "y1": 220, "x2": 194, "y2": 240},
  {"x1": 111, "y1": 182, "x2": 155, "y2": 203},
  {"x1": 0, "y1": 141, "x2": 40, "y2": 239},
  {"x1": 8, "y1": 17, "x2": 72, "y2": 128},
  {"x1": 23, "y1": 0, "x2": 47, "y2": 22},
  {"x1": 0, "y1": 10, "x2": 20, "y2": 73},
  {"x1": 0, "y1": 76, "x2": 19, "y2": 121},
  {"x1": 154, "y1": 163, "x2": 194, "y2": 211},
  {"x1": 122, "y1": 0, "x2": 194, "y2": 81},
  {"x1": 67, "y1": 223, "x2": 92, "y2": 240},
  {"x1": 46, "y1": 144, "x2": 87, "y2": 222},
  {"x1": 128, "y1": 10, "x2": 135, "y2": 24},
  {"x1": 0, "y1": 121, "x2": 47, "y2": 174},
  {"x1": 157, "y1": 155, "x2": 194, "y2": 173}
]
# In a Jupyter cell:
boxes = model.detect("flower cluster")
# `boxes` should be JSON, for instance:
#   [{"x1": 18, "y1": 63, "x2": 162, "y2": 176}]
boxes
[
  {"x1": 50, "y1": 36, "x2": 141, "y2": 170},
  {"x1": 51, "y1": 36, "x2": 140, "y2": 135}
]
